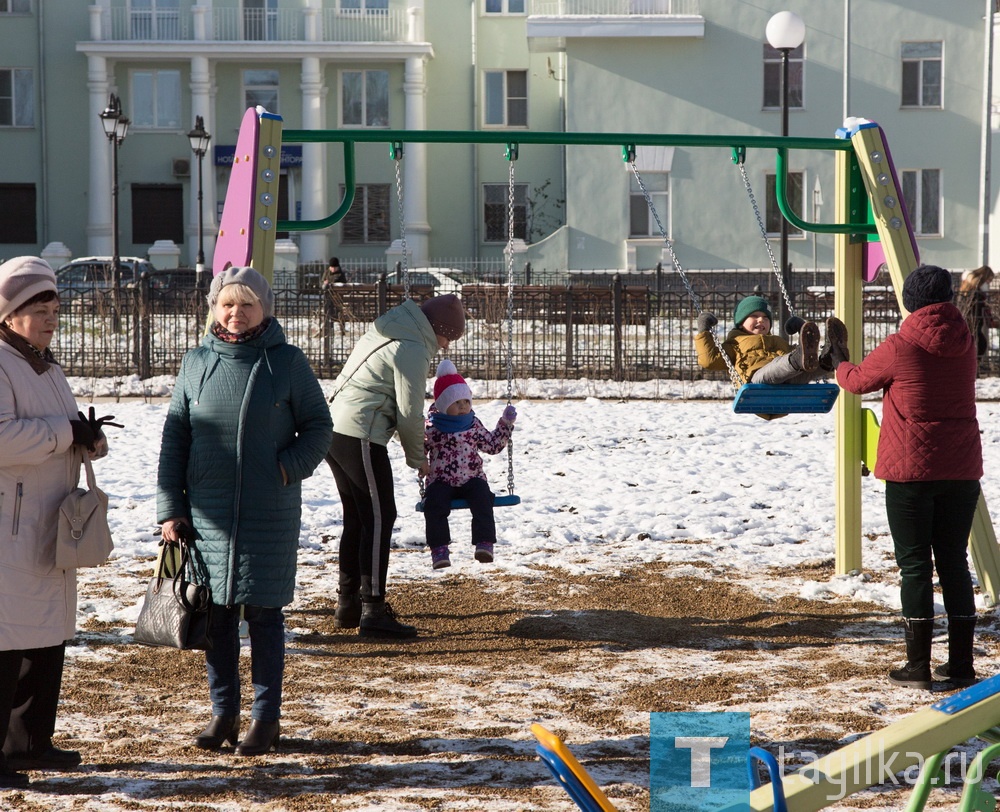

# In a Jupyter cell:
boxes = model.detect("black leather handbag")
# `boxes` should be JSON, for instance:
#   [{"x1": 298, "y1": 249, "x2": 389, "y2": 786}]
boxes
[{"x1": 133, "y1": 534, "x2": 213, "y2": 651}]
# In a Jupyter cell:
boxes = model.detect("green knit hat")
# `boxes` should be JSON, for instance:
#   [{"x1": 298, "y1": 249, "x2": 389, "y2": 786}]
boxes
[{"x1": 733, "y1": 295, "x2": 773, "y2": 327}]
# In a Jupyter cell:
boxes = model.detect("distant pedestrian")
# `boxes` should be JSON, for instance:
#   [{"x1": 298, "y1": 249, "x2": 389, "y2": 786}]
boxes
[{"x1": 956, "y1": 265, "x2": 995, "y2": 365}]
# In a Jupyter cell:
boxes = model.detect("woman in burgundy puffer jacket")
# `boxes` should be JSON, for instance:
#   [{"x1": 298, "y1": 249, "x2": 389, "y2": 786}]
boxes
[{"x1": 837, "y1": 264, "x2": 983, "y2": 691}]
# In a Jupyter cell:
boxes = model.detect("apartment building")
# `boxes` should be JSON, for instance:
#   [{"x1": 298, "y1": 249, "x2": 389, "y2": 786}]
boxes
[{"x1": 0, "y1": 1, "x2": 994, "y2": 275}]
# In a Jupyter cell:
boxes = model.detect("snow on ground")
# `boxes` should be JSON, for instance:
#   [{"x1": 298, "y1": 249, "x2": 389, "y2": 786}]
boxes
[{"x1": 23, "y1": 375, "x2": 1000, "y2": 810}]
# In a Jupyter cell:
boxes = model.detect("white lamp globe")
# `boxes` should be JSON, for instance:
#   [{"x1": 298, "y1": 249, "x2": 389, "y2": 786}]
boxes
[{"x1": 766, "y1": 10, "x2": 806, "y2": 51}]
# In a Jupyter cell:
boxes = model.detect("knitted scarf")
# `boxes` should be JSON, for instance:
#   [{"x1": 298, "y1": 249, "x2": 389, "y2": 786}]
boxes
[
  {"x1": 211, "y1": 317, "x2": 271, "y2": 344},
  {"x1": 430, "y1": 411, "x2": 475, "y2": 434},
  {"x1": 0, "y1": 323, "x2": 56, "y2": 375}
]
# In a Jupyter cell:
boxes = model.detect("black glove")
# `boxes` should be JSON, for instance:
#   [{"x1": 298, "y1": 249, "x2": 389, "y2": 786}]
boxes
[
  {"x1": 696, "y1": 312, "x2": 718, "y2": 332},
  {"x1": 70, "y1": 418, "x2": 96, "y2": 449},
  {"x1": 84, "y1": 406, "x2": 124, "y2": 436},
  {"x1": 784, "y1": 315, "x2": 805, "y2": 335}
]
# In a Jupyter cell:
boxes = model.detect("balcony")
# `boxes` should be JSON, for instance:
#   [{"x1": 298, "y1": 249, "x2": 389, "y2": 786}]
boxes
[
  {"x1": 96, "y1": 6, "x2": 412, "y2": 43},
  {"x1": 526, "y1": 0, "x2": 704, "y2": 47}
]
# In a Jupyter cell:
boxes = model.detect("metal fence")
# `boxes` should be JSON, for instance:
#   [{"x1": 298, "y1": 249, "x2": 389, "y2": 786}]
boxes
[{"x1": 50, "y1": 268, "x2": 998, "y2": 383}]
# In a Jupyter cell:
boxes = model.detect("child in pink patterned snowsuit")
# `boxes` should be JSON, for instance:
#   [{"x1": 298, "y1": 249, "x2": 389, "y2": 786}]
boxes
[{"x1": 424, "y1": 359, "x2": 516, "y2": 569}]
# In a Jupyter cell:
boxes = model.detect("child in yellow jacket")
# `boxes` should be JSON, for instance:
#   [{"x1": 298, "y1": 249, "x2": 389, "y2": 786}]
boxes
[{"x1": 695, "y1": 295, "x2": 849, "y2": 384}]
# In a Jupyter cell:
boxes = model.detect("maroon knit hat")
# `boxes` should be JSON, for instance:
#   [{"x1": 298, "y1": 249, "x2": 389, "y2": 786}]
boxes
[{"x1": 420, "y1": 294, "x2": 466, "y2": 340}]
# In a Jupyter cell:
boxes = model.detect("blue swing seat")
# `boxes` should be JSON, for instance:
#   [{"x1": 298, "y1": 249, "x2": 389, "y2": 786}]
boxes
[
  {"x1": 732, "y1": 382, "x2": 840, "y2": 415},
  {"x1": 415, "y1": 493, "x2": 521, "y2": 512}
]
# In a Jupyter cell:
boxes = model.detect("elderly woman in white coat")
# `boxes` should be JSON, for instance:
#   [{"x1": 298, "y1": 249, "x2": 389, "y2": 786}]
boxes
[{"x1": 0, "y1": 257, "x2": 111, "y2": 789}]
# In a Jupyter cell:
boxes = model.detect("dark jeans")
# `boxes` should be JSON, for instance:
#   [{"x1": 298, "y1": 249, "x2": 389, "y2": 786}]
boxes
[
  {"x1": 885, "y1": 479, "x2": 981, "y2": 619},
  {"x1": 0, "y1": 643, "x2": 65, "y2": 756},
  {"x1": 326, "y1": 432, "x2": 396, "y2": 601},
  {"x1": 205, "y1": 604, "x2": 285, "y2": 722},
  {"x1": 423, "y1": 478, "x2": 496, "y2": 548}
]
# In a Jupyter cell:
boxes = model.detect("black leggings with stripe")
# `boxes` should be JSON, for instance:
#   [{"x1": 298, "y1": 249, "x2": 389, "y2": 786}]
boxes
[{"x1": 326, "y1": 432, "x2": 396, "y2": 601}]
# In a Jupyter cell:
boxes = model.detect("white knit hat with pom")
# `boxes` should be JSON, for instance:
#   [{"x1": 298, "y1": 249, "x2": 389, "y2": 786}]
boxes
[{"x1": 433, "y1": 359, "x2": 472, "y2": 413}]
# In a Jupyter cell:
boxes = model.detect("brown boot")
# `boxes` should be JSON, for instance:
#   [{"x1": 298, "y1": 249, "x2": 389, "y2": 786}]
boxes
[{"x1": 799, "y1": 321, "x2": 820, "y2": 371}]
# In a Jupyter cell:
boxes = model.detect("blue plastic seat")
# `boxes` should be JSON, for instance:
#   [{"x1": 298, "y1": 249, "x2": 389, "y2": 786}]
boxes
[
  {"x1": 415, "y1": 493, "x2": 521, "y2": 512},
  {"x1": 732, "y1": 382, "x2": 840, "y2": 415}
]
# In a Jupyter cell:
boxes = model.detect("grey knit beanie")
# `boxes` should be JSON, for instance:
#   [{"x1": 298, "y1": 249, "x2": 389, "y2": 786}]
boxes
[
  {"x1": 207, "y1": 266, "x2": 274, "y2": 318},
  {"x1": 0, "y1": 256, "x2": 58, "y2": 323}
]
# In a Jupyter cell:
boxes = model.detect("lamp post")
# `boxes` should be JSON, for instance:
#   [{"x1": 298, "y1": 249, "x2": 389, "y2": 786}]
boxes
[
  {"x1": 187, "y1": 116, "x2": 211, "y2": 290},
  {"x1": 99, "y1": 93, "x2": 129, "y2": 329},
  {"x1": 766, "y1": 10, "x2": 805, "y2": 335}
]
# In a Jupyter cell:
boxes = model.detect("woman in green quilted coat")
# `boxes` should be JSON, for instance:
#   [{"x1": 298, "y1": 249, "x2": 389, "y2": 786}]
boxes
[{"x1": 157, "y1": 267, "x2": 332, "y2": 756}]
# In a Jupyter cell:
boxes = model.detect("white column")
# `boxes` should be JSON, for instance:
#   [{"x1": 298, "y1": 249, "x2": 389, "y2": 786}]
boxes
[
  {"x1": 86, "y1": 56, "x2": 113, "y2": 257},
  {"x1": 402, "y1": 54, "x2": 430, "y2": 265},
  {"x1": 300, "y1": 56, "x2": 328, "y2": 264},
  {"x1": 189, "y1": 55, "x2": 216, "y2": 269}
]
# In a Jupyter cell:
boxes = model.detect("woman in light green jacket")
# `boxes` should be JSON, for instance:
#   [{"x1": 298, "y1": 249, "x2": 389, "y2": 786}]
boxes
[{"x1": 328, "y1": 293, "x2": 465, "y2": 640}]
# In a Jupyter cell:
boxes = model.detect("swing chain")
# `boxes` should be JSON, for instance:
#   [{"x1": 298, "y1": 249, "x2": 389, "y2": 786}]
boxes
[
  {"x1": 630, "y1": 159, "x2": 743, "y2": 390},
  {"x1": 736, "y1": 158, "x2": 795, "y2": 319},
  {"x1": 393, "y1": 147, "x2": 410, "y2": 300},
  {"x1": 505, "y1": 152, "x2": 517, "y2": 496}
]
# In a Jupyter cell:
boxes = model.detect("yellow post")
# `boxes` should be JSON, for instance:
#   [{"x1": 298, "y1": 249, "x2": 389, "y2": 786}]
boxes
[
  {"x1": 850, "y1": 122, "x2": 1000, "y2": 605},
  {"x1": 250, "y1": 110, "x2": 283, "y2": 283},
  {"x1": 833, "y1": 147, "x2": 864, "y2": 575}
]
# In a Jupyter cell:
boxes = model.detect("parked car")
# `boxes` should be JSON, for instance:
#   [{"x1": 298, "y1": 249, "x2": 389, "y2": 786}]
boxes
[{"x1": 55, "y1": 256, "x2": 156, "y2": 301}]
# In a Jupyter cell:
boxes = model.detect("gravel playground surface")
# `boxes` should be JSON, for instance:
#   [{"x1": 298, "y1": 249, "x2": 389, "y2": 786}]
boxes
[{"x1": 5, "y1": 559, "x2": 998, "y2": 811}]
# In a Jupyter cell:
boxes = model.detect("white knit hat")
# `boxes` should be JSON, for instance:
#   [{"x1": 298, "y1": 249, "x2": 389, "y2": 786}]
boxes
[
  {"x1": 433, "y1": 359, "x2": 473, "y2": 413},
  {"x1": 0, "y1": 256, "x2": 58, "y2": 323}
]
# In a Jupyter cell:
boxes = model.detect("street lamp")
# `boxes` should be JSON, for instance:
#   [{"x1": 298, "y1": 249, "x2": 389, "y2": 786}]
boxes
[
  {"x1": 99, "y1": 93, "x2": 129, "y2": 326},
  {"x1": 187, "y1": 115, "x2": 211, "y2": 289},
  {"x1": 766, "y1": 10, "x2": 805, "y2": 335}
]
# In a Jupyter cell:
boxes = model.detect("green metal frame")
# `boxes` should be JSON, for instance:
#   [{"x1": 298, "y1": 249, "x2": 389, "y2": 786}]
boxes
[{"x1": 276, "y1": 128, "x2": 876, "y2": 236}]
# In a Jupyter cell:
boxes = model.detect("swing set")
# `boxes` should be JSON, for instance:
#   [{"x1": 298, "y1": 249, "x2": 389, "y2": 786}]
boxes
[{"x1": 211, "y1": 108, "x2": 1000, "y2": 606}]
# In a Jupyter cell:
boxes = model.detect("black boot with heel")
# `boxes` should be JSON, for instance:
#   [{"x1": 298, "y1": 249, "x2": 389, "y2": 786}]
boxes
[
  {"x1": 194, "y1": 715, "x2": 240, "y2": 750},
  {"x1": 235, "y1": 719, "x2": 281, "y2": 756},
  {"x1": 888, "y1": 617, "x2": 935, "y2": 689},
  {"x1": 933, "y1": 615, "x2": 978, "y2": 688}
]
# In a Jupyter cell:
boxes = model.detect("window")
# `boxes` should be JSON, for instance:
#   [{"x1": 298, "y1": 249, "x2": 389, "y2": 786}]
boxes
[
  {"x1": 340, "y1": 0, "x2": 389, "y2": 11},
  {"x1": 340, "y1": 184, "x2": 390, "y2": 243},
  {"x1": 130, "y1": 0, "x2": 180, "y2": 40},
  {"x1": 484, "y1": 70, "x2": 527, "y2": 127},
  {"x1": 0, "y1": 184, "x2": 36, "y2": 243},
  {"x1": 902, "y1": 42, "x2": 942, "y2": 108},
  {"x1": 0, "y1": 69, "x2": 33, "y2": 127},
  {"x1": 0, "y1": 0, "x2": 31, "y2": 13},
  {"x1": 244, "y1": 69, "x2": 279, "y2": 115},
  {"x1": 901, "y1": 168, "x2": 941, "y2": 235},
  {"x1": 244, "y1": 0, "x2": 277, "y2": 40},
  {"x1": 765, "y1": 172, "x2": 804, "y2": 237},
  {"x1": 132, "y1": 184, "x2": 184, "y2": 245},
  {"x1": 131, "y1": 69, "x2": 180, "y2": 128},
  {"x1": 763, "y1": 43, "x2": 804, "y2": 110},
  {"x1": 485, "y1": 0, "x2": 525, "y2": 13},
  {"x1": 341, "y1": 70, "x2": 389, "y2": 127},
  {"x1": 629, "y1": 173, "x2": 668, "y2": 238},
  {"x1": 484, "y1": 183, "x2": 527, "y2": 242}
]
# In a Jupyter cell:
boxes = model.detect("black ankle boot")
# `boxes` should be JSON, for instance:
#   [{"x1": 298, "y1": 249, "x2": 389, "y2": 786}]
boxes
[
  {"x1": 235, "y1": 719, "x2": 280, "y2": 756},
  {"x1": 933, "y1": 615, "x2": 978, "y2": 688},
  {"x1": 6, "y1": 744, "x2": 82, "y2": 771},
  {"x1": 0, "y1": 755, "x2": 28, "y2": 789},
  {"x1": 194, "y1": 715, "x2": 240, "y2": 750},
  {"x1": 888, "y1": 617, "x2": 934, "y2": 689},
  {"x1": 334, "y1": 589, "x2": 362, "y2": 629},
  {"x1": 359, "y1": 600, "x2": 418, "y2": 640}
]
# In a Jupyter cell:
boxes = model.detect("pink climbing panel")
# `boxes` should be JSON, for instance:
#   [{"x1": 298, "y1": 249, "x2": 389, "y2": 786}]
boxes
[{"x1": 212, "y1": 107, "x2": 260, "y2": 275}]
